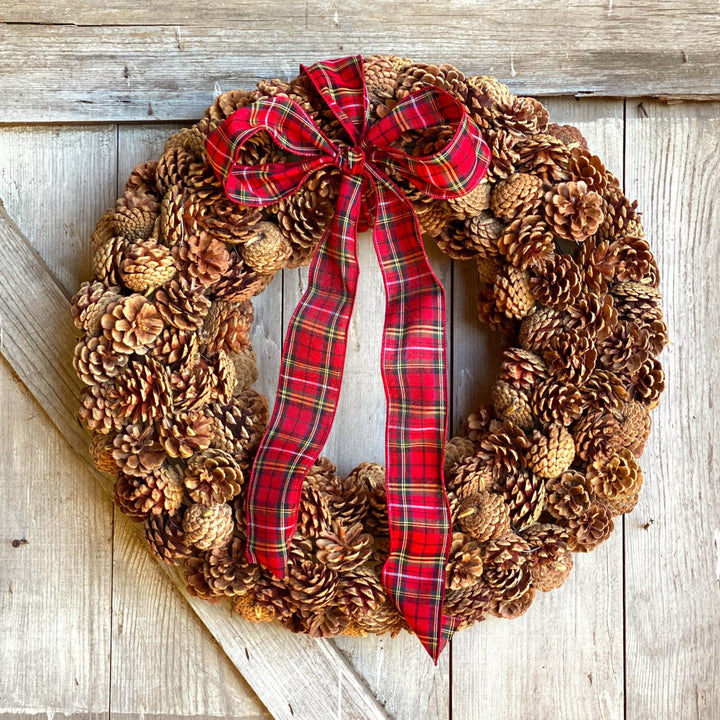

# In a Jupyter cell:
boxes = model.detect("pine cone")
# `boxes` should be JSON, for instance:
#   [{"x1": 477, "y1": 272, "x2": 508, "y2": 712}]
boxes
[
  {"x1": 203, "y1": 536, "x2": 260, "y2": 596},
  {"x1": 599, "y1": 321, "x2": 650, "y2": 376},
  {"x1": 572, "y1": 408, "x2": 622, "y2": 463},
  {"x1": 316, "y1": 521, "x2": 373, "y2": 572},
  {"x1": 544, "y1": 181, "x2": 604, "y2": 242},
  {"x1": 145, "y1": 511, "x2": 191, "y2": 564},
  {"x1": 579, "y1": 369, "x2": 629, "y2": 412},
  {"x1": 240, "y1": 221, "x2": 293, "y2": 274},
  {"x1": 447, "y1": 455, "x2": 493, "y2": 497},
  {"x1": 482, "y1": 129, "x2": 521, "y2": 183},
  {"x1": 91, "y1": 209, "x2": 116, "y2": 251},
  {"x1": 120, "y1": 240, "x2": 176, "y2": 292},
  {"x1": 586, "y1": 448, "x2": 643, "y2": 500},
  {"x1": 211, "y1": 251, "x2": 270, "y2": 301},
  {"x1": 565, "y1": 292, "x2": 618, "y2": 342},
  {"x1": 156, "y1": 409, "x2": 212, "y2": 459},
  {"x1": 231, "y1": 344, "x2": 259, "y2": 392},
  {"x1": 93, "y1": 236, "x2": 128, "y2": 286},
  {"x1": 522, "y1": 523, "x2": 573, "y2": 592},
  {"x1": 498, "y1": 347, "x2": 548, "y2": 391},
  {"x1": 447, "y1": 181, "x2": 492, "y2": 219},
  {"x1": 444, "y1": 436, "x2": 477, "y2": 475},
  {"x1": 603, "y1": 492, "x2": 640, "y2": 517},
  {"x1": 71, "y1": 281, "x2": 121, "y2": 335},
  {"x1": 489, "y1": 586, "x2": 535, "y2": 618},
  {"x1": 456, "y1": 491, "x2": 510, "y2": 542},
  {"x1": 182, "y1": 502, "x2": 235, "y2": 550},
  {"x1": 112, "y1": 423, "x2": 166, "y2": 477},
  {"x1": 482, "y1": 534, "x2": 532, "y2": 601},
  {"x1": 363, "y1": 54, "x2": 405, "y2": 116},
  {"x1": 73, "y1": 335, "x2": 129, "y2": 386},
  {"x1": 529, "y1": 253, "x2": 583, "y2": 310},
  {"x1": 346, "y1": 462, "x2": 388, "y2": 536},
  {"x1": 156, "y1": 145, "x2": 194, "y2": 194},
  {"x1": 170, "y1": 360, "x2": 213, "y2": 413},
  {"x1": 467, "y1": 75, "x2": 512, "y2": 106},
  {"x1": 197, "y1": 196, "x2": 264, "y2": 245},
  {"x1": 491, "y1": 173, "x2": 545, "y2": 221},
  {"x1": 527, "y1": 424, "x2": 575, "y2": 479},
  {"x1": 89, "y1": 432, "x2": 117, "y2": 474},
  {"x1": 78, "y1": 384, "x2": 122, "y2": 435},
  {"x1": 497, "y1": 215, "x2": 555, "y2": 270},
  {"x1": 149, "y1": 327, "x2": 198, "y2": 369},
  {"x1": 253, "y1": 573, "x2": 294, "y2": 620},
  {"x1": 174, "y1": 232, "x2": 231, "y2": 286},
  {"x1": 490, "y1": 380, "x2": 533, "y2": 428},
  {"x1": 518, "y1": 306, "x2": 564, "y2": 352},
  {"x1": 543, "y1": 328, "x2": 597, "y2": 384},
  {"x1": 184, "y1": 448, "x2": 244, "y2": 505},
  {"x1": 336, "y1": 566, "x2": 386, "y2": 620},
  {"x1": 546, "y1": 123, "x2": 588, "y2": 149},
  {"x1": 632, "y1": 357, "x2": 665, "y2": 410},
  {"x1": 494, "y1": 264, "x2": 536, "y2": 319},
  {"x1": 444, "y1": 581, "x2": 492, "y2": 628},
  {"x1": 568, "y1": 148, "x2": 608, "y2": 193},
  {"x1": 357, "y1": 597, "x2": 405, "y2": 636},
  {"x1": 206, "y1": 88, "x2": 255, "y2": 122},
  {"x1": 297, "y1": 479, "x2": 333, "y2": 538},
  {"x1": 109, "y1": 356, "x2": 172, "y2": 424},
  {"x1": 396, "y1": 61, "x2": 468, "y2": 101},
  {"x1": 101, "y1": 295, "x2": 164, "y2": 355},
  {"x1": 113, "y1": 466, "x2": 183, "y2": 521},
  {"x1": 446, "y1": 532, "x2": 484, "y2": 590},
  {"x1": 492, "y1": 469, "x2": 546, "y2": 531},
  {"x1": 476, "y1": 420, "x2": 529, "y2": 480},
  {"x1": 285, "y1": 559, "x2": 339, "y2": 612},
  {"x1": 576, "y1": 237, "x2": 618, "y2": 294},
  {"x1": 155, "y1": 276, "x2": 211, "y2": 331},
  {"x1": 232, "y1": 591, "x2": 277, "y2": 623},
  {"x1": 613, "y1": 234, "x2": 656, "y2": 284},
  {"x1": 598, "y1": 188, "x2": 639, "y2": 241},
  {"x1": 466, "y1": 211, "x2": 505, "y2": 253},
  {"x1": 318, "y1": 473, "x2": 370, "y2": 528},
  {"x1": 561, "y1": 503, "x2": 614, "y2": 552},
  {"x1": 530, "y1": 377, "x2": 583, "y2": 426},
  {"x1": 545, "y1": 470, "x2": 593, "y2": 520},
  {"x1": 516, "y1": 133, "x2": 571, "y2": 184}
]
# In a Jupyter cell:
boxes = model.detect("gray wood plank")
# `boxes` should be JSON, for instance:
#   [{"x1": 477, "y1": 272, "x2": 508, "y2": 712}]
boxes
[
  {"x1": 0, "y1": 197, "x2": 391, "y2": 720},
  {"x1": 451, "y1": 98, "x2": 626, "y2": 720},
  {"x1": 624, "y1": 100, "x2": 720, "y2": 719},
  {"x1": 2, "y1": 2, "x2": 720, "y2": 123}
]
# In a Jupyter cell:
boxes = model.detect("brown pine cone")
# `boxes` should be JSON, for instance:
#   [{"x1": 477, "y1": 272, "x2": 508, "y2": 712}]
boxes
[
  {"x1": 231, "y1": 344, "x2": 259, "y2": 392},
  {"x1": 93, "y1": 236, "x2": 129, "y2": 285},
  {"x1": 211, "y1": 250, "x2": 271, "y2": 301},
  {"x1": 492, "y1": 469, "x2": 546, "y2": 531},
  {"x1": 196, "y1": 194, "x2": 264, "y2": 245},
  {"x1": 316, "y1": 521, "x2": 373, "y2": 572},
  {"x1": 91, "y1": 209, "x2": 116, "y2": 251},
  {"x1": 482, "y1": 534, "x2": 532, "y2": 601},
  {"x1": 202, "y1": 536, "x2": 260, "y2": 597},
  {"x1": 346, "y1": 462, "x2": 388, "y2": 536},
  {"x1": 544, "y1": 180, "x2": 604, "y2": 243},
  {"x1": 170, "y1": 360, "x2": 213, "y2": 413},
  {"x1": 113, "y1": 466, "x2": 183, "y2": 521},
  {"x1": 73, "y1": 335, "x2": 129, "y2": 386},
  {"x1": 363, "y1": 54, "x2": 405, "y2": 116},
  {"x1": 530, "y1": 377, "x2": 583, "y2": 426},
  {"x1": 78, "y1": 384, "x2": 122, "y2": 435},
  {"x1": 240, "y1": 221, "x2": 293, "y2": 274},
  {"x1": 109, "y1": 356, "x2": 172, "y2": 424},
  {"x1": 174, "y1": 232, "x2": 231, "y2": 287},
  {"x1": 253, "y1": 572, "x2": 294, "y2": 620},
  {"x1": 120, "y1": 240, "x2": 176, "y2": 292},
  {"x1": 465, "y1": 407, "x2": 492, "y2": 444},
  {"x1": 444, "y1": 436, "x2": 477, "y2": 475},
  {"x1": 476, "y1": 420, "x2": 529, "y2": 480},
  {"x1": 285, "y1": 559, "x2": 339, "y2": 612},
  {"x1": 145, "y1": 511, "x2": 192, "y2": 564},
  {"x1": 572, "y1": 408, "x2": 622, "y2": 463},
  {"x1": 71, "y1": 281, "x2": 121, "y2": 335},
  {"x1": 565, "y1": 292, "x2": 618, "y2": 343},
  {"x1": 518, "y1": 306, "x2": 564, "y2": 352},
  {"x1": 579, "y1": 369, "x2": 629, "y2": 412},
  {"x1": 489, "y1": 586, "x2": 535, "y2": 618},
  {"x1": 317, "y1": 473, "x2": 370, "y2": 528},
  {"x1": 568, "y1": 148, "x2": 608, "y2": 193},
  {"x1": 529, "y1": 253, "x2": 583, "y2": 310},
  {"x1": 543, "y1": 328, "x2": 598, "y2": 385},
  {"x1": 202, "y1": 300, "x2": 254, "y2": 355},
  {"x1": 444, "y1": 580, "x2": 492, "y2": 628},
  {"x1": 447, "y1": 181, "x2": 492, "y2": 219},
  {"x1": 545, "y1": 470, "x2": 593, "y2": 520},
  {"x1": 155, "y1": 145, "x2": 194, "y2": 194},
  {"x1": 396, "y1": 61, "x2": 468, "y2": 101},
  {"x1": 149, "y1": 327, "x2": 198, "y2": 369},
  {"x1": 456, "y1": 491, "x2": 510, "y2": 542},
  {"x1": 446, "y1": 533, "x2": 484, "y2": 590},
  {"x1": 490, "y1": 380, "x2": 533, "y2": 428},
  {"x1": 182, "y1": 502, "x2": 235, "y2": 550},
  {"x1": 205, "y1": 88, "x2": 256, "y2": 122},
  {"x1": 184, "y1": 448, "x2": 244, "y2": 505},
  {"x1": 208, "y1": 390, "x2": 268, "y2": 467},
  {"x1": 417, "y1": 201, "x2": 454, "y2": 239},
  {"x1": 206, "y1": 351, "x2": 238, "y2": 404},
  {"x1": 632, "y1": 357, "x2": 665, "y2": 410},
  {"x1": 546, "y1": 123, "x2": 588, "y2": 149},
  {"x1": 522, "y1": 523, "x2": 573, "y2": 592},
  {"x1": 527, "y1": 424, "x2": 575, "y2": 479},
  {"x1": 155, "y1": 276, "x2": 211, "y2": 331},
  {"x1": 498, "y1": 347, "x2": 548, "y2": 391},
  {"x1": 467, "y1": 75, "x2": 512, "y2": 107},
  {"x1": 587, "y1": 448, "x2": 643, "y2": 501},
  {"x1": 336, "y1": 566, "x2": 386, "y2": 621},
  {"x1": 497, "y1": 95, "x2": 550, "y2": 136},
  {"x1": 614, "y1": 401, "x2": 652, "y2": 458},
  {"x1": 288, "y1": 606, "x2": 351, "y2": 639},
  {"x1": 599, "y1": 321, "x2": 650, "y2": 377},
  {"x1": 163, "y1": 124, "x2": 208, "y2": 159},
  {"x1": 515, "y1": 133, "x2": 571, "y2": 184},
  {"x1": 357, "y1": 596, "x2": 405, "y2": 636},
  {"x1": 156, "y1": 409, "x2": 213, "y2": 459},
  {"x1": 598, "y1": 188, "x2": 639, "y2": 241},
  {"x1": 297, "y1": 479, "x2": 333, "y2": 538},
  {"x1": 447, "y1": 455, "x2": 493, "y2": 497},
  {"x1": 101, "y1": 295, "x2": 164, "y2": 355},
  {"x1": 491, "y1": 173, "x2": 545, "y2": 222},
  {"x1": 576, "y1": 237, "x2": 618, "y2": 294},
  {"x1": 613, "y1": 234, "x2": 656, "y2": 284},
  {"x1": 494, "y1": 264, "x2": 537, "y2": 319},
  {"x1": 124, "y1": 161, "x2": 161, "y2": 204},
  {"x1": 561, "y1": 503, "x2": 614, "y2": 552},
  {"x1": 482, "y1": 129, "x2": 521, "y2": 183},
  {"x1": 477, "y1": 282, "x2": 518, "y2": 336},
  {"x1": 184, "y1": 556, "x2": 224, "y2": 604},
  {"x1": 603, "y1": 492, "x2": 640, "y2": 517},
  {"x1": 466, "y1": 211, "x2": 505, "y2": 253},
  {"x1": 112, "y1": 423, "x2": 166, "y2": 477},
  {"x1": 497, "y1": 215, "x2": 555, "y2": 270},
  {"x1": 233, "y1": 591, "x2": 277, "y2": 623}
]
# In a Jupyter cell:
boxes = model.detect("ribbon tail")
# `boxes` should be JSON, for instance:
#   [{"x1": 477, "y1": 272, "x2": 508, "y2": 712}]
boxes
[
  {"x1": 244, "y1": 173, "x2": 364, "y2": 576},
  {"x1": 370, "y1": 180, "x2": 458, "y2": 661}
]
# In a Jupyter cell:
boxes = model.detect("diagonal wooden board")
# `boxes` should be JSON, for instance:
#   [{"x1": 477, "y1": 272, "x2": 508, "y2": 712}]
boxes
[{"x1": 0, "y1": 198, "x2": 392, "y2": 720}]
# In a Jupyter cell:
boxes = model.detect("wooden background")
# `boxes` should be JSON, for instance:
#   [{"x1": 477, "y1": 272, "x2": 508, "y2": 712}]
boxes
[{"x1": 1, "y1": 2, "x2": 719, "y2": 719}]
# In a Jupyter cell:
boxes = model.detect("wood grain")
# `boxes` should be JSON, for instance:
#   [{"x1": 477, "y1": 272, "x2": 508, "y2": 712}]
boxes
[
  {"x1": 623, "y1": 100, "x2": 720, "y2": 719},
  {"x1": 450, "y1": 98, "x2": 626, "y2": 720},
  {"x1": 1, "y1": 2, "x2": 720, "y2": 123}
]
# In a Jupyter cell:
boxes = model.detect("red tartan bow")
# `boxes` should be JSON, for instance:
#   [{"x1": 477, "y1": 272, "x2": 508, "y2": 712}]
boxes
[{"x1": 205, "y1": 56, "x2": 490, "y2": 661}]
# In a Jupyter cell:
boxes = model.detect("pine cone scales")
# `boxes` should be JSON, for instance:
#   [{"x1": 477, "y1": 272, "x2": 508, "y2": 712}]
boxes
[
  {"x1": 184, "y1": 448, "x2": 244, "y2": 504},
  {"x1": 544, "y1": 180, "x2": 604, "y2": 242}
]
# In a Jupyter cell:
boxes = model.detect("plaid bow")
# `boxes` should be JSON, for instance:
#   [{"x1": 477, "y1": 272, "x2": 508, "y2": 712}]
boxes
[{"x1": 205, "y1": 56, "x2": 490, "y2": 661}]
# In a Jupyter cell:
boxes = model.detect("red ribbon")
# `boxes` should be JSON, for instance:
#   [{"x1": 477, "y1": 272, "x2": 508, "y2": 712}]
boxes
[{"x1": 205, "y1": 56, "x2": 490, "y2": 660}]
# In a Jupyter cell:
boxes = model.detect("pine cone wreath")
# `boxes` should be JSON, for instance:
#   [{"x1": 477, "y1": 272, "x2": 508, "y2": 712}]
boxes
[{"x1": 73, "y1": 55, "x2": 666, "y2": 644}]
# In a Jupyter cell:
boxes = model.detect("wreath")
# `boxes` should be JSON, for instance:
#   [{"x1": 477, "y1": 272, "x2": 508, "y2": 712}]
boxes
[{"x1": 71, "y1": 55, "x2": 667, "y2": 658}]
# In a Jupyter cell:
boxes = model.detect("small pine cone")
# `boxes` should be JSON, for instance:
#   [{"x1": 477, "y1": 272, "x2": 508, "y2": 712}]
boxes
[
  {"x1": 497, "y1": 215, "x2": 555, "y2": 270},
  {"x1": 206, "y1": 351, "x2": 238, "y2": 404},
  {"x1": 491, "y1": 173, "x2": 545, "y2": 221},
  {"x1": 156, "y1": 409, "x2": 212, "y2": 459},
  {"x1": 568, "y1": 148, "x2": 608, "y2": 193},
  {"x1": 597, "y1": 190, "x2": 639, "y2": 242},
  {"x1": 184, "y1": 556, "x2": 224, "y2": 604},
  {"x1": 478, "y1": 282, "x2": 519, "y2": 336},
  {"x1": 446, "y1": 533, "x2": 484, "y2": 590},
  {"x1": 615, "y1": 400, "x2": 652, "y2": 458},
  {"x1": 211, "y1": 251, "x2": 271, "y2": 302},
  {"x1": 89, "y1": 432, "x2": 118, "y2": 474},
  {"x1": 476, "y1": 419, "x2": 530, "y2": 480},
  {"x1": 576, "y1": 237, "x2": 618, "y2": 294},
  {"x1": 543, "y1": 328, "x2": 597, "y2": 385},
  {"x1": 599, "y1": 321, "x2": 650, "y2": 377},
  {"x1": 164, "y1": 125, "x2": 207, "y2": 159},
  {"x1": 91, "y1": 209, "x2": 116, "y2": 251},
  {"x1": 170, "y1": 361, "x2": 213, "y2": 413},
  {"x1": 155, "y1": 145, "x2": 194, "y2": 194},
  {"x1": 580, "y1": 369, "x2": 629, "y2": 412},
  {"x1": 174, "y1": 232, "x2": 231, "y2": 287},
  {"x1": 231, "y1": 344, "x2": 259, "y2": 392},
  {"x1": 182, "y1": 502, "x2": 235, "y2": 550},
  {"x1": 498, "y1": 347, "x2": 548, "y2": 391},
  {"x1": 492, "y1": 470, "x2": 546, "y2": 531},
  {"x1": 482, "y1": 129, "x2": 521, "y2": 183},
  {"x1": 444, "y1": 580, "x2": 493, "y2": 628},
  {"x1": 489, "y1": 586, "x2": 535, "y2": 618},
  {"x1": 203, "y1": 537, "x2": 260, "y2": 597},
  {"x1": 73, "y1": 335, "x2": 129, "y2": 386},
  {"x1": 285, "y1": 559, "x2": 339, "y2": 611},
  {"x1": 572, "y1": 408, "x2": 622, "y2": 463},
  {"x1": 491, "y1": 380, "x2": 533, "y2": 428},
  {"x1": 159, "y1": 188, "x2": 192, "y2": 246},
  {"x1": 603, "y1": 492, "x2": 640, "y2": 517},
  {"x1": 101, "y1": 295, "x2": 164, "y2": 355},
  {"x1": 482, "y1": 534, "x2": 532, "y2": 601},
  {"x1": 396, "y1": 61, "x2": 468, "y2": 101},
  {"x1": 364, "y1": 54, "x2": 405, "y2": 115},
  {"x1": 346, "y1": 462, "x2": 388, "y2": 535},
  {"x1": 447, "y1": 181, "x2": 492, "y2": 218},
  {"x1": 529, "y1": 253, "x2": 583, "y2": 310},
  {"x1": 527, "y1": 424, "x2": 575, "y2": 479},
  {"x1": 202, "y1": 300, "x2": 254, "y2": 355},
  {"x1": 120, "y1": 240, "x2": 176, "y2": 292},
  {"x1": 587, "y1": 448, "x2": 643, "y2": 501},
  {"x1": 240, "y1": 221, "x2": 293, "y2": 274},
  {"x1": 319, "y1": 474, "x2": 370, "y2": 528},
  {"x1": 476, "y1": 254, "x2": 500, "y2": 284},
  {"x1": 530, "y1": 377, "x2": 583, "y2": 426},
  {"x1": 336, "y1": 566, "x2": 386, "y2": 620},
  {"x1": 253, "y1": 572, "x2": 295, "y2": 620},
  {"x1": 185, "y1": 160, "x2": 225, "y2": 205},
  {"x1": 297, "y1": 479, "x2": 333, "y2": 538},
  {"x1": 113, "y1": 466, "x2": 183, "y2": 521},
  {"x1": 561, "y1": 503, "x2": 615, "y2": 552},
  {"x1": 497, "y1": 95, "x2": 550, "y2": 136},
  {"x1": 292, "y1": 606, "x2": 351, "y2": 639},
  {"x1": 316, "y1": 521, "x2": 373, "y2": 572},
  {"x1": 232, "y1": 591, "x2": 277, "y2": 623},
  {"x1": 565, "y1": 292, "x2": 618, "y2": 343},
  {"x1": 515, "y1": 133, "x2": 571, "y2": 184},
  {"x1": 184, "y1": 448, "x2": 244, "y2": 505},
  {"x1": 632, "y1": 357, "x2": 665, "y2": 410},
  {"x1": 110, "y1": 356, "x2": 172, "y2": 424},
  {"x1": 546, "y1": 123, "x2": 589, "y2": 149},
  {"x1": 155, "y1": 276, "x2": 211, "y2": 331},
  {"x1": 544, "y1": 180, "x2": 604, "y2": 243},
  {"x1": 456, "y1": 491, "x2": 510, "y2": 542},
  {"x1": 198, "y1": 197, "x2": 264, "y2": 246},
  {"x1": 357, "y1": 597, "x2": 405, "y2": 636},
  {"x1": 522, "y1": 523, "x2": 573, "y2": 592},
  {"x1": 466, "y1": 407, "x2": 492, "y2": 444},
  {"x1": 145, "y1": 511, "x2": 191, "y2": 564},
  {"x1": 124, "y1": 161, "x2": 161, "y2": 204},
  {"x1": 150, "y1": 327, "x2": 198, "y2": 369},
  {"x1": 444, "y1": 436, "x2": 477, "y2": 476},
  {"x1": 206, "y1": 88, "x2": 255, "y2": 122},
  {"x1": 613, "y1": 235, "x2": 655, "y2": 283},
  {"x1": 93, "y1": 236, "x2": 128, "y2": 285},
  {"x1": 545, "y1": 470, "x2": 593, "y2": 520},
  {"x1": 447, "y1": 455, "x2": 493, "y2": 497},
  {"x1": 518, "y1": 306, "x2": 564, "y2": 352},
  {"x1": 78, "y1": 384, "x2": 122, "y2": 434},
  {"x1": 466, "y1": 211, "x2": 505, "y2": 253},
  {"x1": 417, "y1": 200, "x2": 453, "y2": 239},
  {"x1": 467, "y1": 75, "x2": 512, "y2": 106},
  {"x1": 494, "y1": 264, "x2": 536, "y2": 319},
  {"x1": 112, "y1": 423, "x2": 166, "y2": 477},
  {"x1": 71, "y1": 281, "x2": 121, "y2": 335}
]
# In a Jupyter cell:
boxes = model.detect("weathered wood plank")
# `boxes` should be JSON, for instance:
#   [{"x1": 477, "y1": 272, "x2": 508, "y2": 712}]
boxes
[
  {"x1": 0, "y1": 201, "x2": 391, "y2": 720},
  {"x1": 110, "y1": 125, "x2": 270, "y2": 720},
  {"x1": 280, "y1": 236, "x2": 452, "y2": 719},
  {"x1": 624, "y1": 100, "x2": 720, "y2": 719},
  {"x1": 1, "y1": 1, "x2": 720, "y2": 123},
  {"x1": 451, "y1": 98, "x2": 626, "y2": 720}
]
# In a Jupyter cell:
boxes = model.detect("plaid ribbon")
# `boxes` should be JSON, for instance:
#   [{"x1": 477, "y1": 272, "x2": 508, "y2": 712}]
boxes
[{"x1": 205, "y1": 56, "x2": 490, "y2": 661}]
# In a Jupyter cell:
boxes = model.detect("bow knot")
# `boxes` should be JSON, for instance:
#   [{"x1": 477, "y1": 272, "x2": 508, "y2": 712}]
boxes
[{"x1": 205, "y1": 55, "x2": 490, "y2": 662}]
